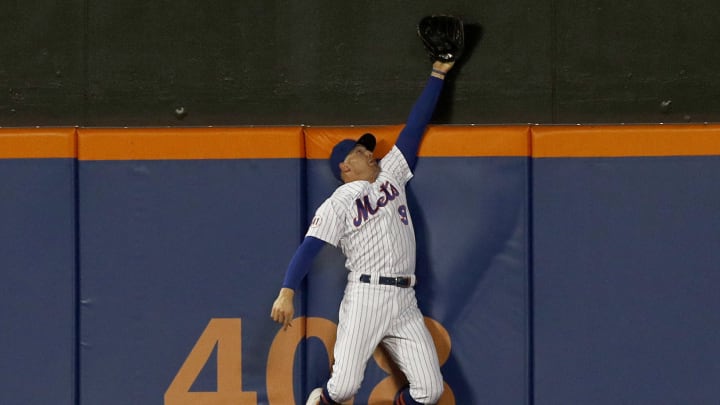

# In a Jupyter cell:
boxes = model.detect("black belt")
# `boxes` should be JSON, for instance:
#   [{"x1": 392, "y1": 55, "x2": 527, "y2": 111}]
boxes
[{"x1": 359, "y1": 274, "x2": 412, "y2": 288}]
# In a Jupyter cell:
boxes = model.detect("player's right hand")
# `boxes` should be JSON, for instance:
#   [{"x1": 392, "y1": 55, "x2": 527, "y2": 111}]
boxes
[{"x1": 271, "y1": 288, "x2": 295, "y2": 331}]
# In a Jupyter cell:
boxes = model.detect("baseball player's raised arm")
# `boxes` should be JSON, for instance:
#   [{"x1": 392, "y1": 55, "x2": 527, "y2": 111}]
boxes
[{"x1": 396, "y1": 61, "x2": 454, "y2": 170}]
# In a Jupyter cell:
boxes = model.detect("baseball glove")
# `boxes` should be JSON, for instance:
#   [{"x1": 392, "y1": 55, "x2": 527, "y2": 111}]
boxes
[{"x1": 417, "y1": 15, "x2": 465, "y2": 62}]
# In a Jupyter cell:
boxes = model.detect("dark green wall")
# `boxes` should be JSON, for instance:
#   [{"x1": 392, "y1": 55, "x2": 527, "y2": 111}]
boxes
[{"x1": 2, "y1": 0, "x2": 719, "y2": 127}]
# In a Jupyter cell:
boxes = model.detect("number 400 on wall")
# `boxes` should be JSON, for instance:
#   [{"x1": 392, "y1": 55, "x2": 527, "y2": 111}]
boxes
[{"x1": 164, "y1": 317, "x2": 455, "y2": 404}]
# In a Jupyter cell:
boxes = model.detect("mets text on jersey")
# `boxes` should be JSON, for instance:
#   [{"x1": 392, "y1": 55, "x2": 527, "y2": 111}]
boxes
[{"x1": 353, "y1": 181, "x2": 401, "y2": 227}]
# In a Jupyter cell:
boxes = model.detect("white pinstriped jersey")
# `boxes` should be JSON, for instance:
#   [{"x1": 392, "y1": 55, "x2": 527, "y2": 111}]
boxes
[{"x1": 307, "y1": 146, "x2": 415, "y2": 276}]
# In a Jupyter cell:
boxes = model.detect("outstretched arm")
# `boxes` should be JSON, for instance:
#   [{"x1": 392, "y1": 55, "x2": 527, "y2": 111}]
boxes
[
  {"x1": 396, "y1": 61, "x2": 454, "y2": 170},
  {"x1": 270, "y1": 236, "x2": 325, "y2": 330}
]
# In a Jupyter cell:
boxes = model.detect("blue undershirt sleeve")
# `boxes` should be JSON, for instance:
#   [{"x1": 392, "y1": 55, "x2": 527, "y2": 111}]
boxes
[
  {"x1": 395, "y1": 76, "x2": 445, "y2": 170},
  {"x1": 281, "y1": 236, "x2": 326, "y2": 290}
]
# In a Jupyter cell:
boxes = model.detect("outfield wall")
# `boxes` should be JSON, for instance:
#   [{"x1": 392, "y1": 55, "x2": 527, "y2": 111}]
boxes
[{"x1": 1, "y1": 125, "x2": 718, "y2": 404}]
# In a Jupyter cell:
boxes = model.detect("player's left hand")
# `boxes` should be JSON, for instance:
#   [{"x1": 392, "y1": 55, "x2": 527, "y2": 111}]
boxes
[{"x1": 271, "y1": 288, "x2": 295, "y2": 330}]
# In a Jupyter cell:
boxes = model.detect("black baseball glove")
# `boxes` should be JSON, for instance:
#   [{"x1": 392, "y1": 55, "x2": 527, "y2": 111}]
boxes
[{"x1": 417, "y1": 15, "x2": 465, "y2": 62}]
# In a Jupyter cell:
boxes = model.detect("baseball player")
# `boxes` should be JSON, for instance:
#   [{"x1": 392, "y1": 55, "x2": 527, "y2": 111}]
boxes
[{"x1": 270, "y1": 59, "x2": 454, "y2": 405}]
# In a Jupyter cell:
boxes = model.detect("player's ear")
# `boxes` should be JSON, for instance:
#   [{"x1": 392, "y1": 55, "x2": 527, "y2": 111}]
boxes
[{"x1": 338, "y1": 162, "x2": 351, "y2": 183}]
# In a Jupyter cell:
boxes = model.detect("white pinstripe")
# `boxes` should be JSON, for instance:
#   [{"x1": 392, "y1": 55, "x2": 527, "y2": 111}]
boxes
[{"x1": 307, "y1": 146, "x2": 443, "y2": 403}]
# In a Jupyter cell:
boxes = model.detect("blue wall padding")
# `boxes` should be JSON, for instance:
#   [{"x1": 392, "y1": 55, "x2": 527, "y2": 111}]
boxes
[
  {"x1": 532, "y1": 156, "x2": 720, "y2": 405},
  {"x1": 4, "y1": 126, "x2": 720, "y2": 405},
  {"x1": 0, "y1": 159, "x2": 76, "y2": 405},
  {"x1": 77, "y1": 159, "x2": 304, "y2": 405},
  {"x1": 304, "y1": 156, "x2": 530, "y2": 404}
]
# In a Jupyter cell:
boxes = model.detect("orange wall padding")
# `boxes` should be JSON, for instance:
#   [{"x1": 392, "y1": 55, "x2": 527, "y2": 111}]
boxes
[
  {"x1": 304, "y1": 125, "x2": 531, "y2": 159},
  {"x1": 2, "y1": 124, "x2": 719, "y2": 160},
  {"x1": 304, "y1": 125, "x2": 405, "y2": 159},
  {"x1": 0, "y1": 127, "x2": 77, "y2": 158},
  {"x1": 532, "y1": 124, "x2": 720, "y2": 157},
  {"x1": 77, "y1": 127, "x2": 306, "y2": 161}
]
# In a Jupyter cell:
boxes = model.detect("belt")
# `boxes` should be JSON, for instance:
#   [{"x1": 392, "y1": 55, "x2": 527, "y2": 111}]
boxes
[{"x1": 358, "y1": 273, "x2": 413, "y2": 288}]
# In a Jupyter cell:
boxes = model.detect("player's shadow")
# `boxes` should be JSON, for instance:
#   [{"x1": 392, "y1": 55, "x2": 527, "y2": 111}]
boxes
[
  {"x1": 405, "y1": 187, "x2": 475, "y2": 402},
  {"x1": 433, "y1": 22, "x2": 483, "y2": 123},
  {"x1": 457, "y1": 22, "x2": 484, "y2": 71}
]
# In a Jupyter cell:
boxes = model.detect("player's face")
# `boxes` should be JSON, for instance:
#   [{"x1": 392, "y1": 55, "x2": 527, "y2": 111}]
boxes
[{"x1": 342, "y1": 145, "x2": 379, "y2": 182}]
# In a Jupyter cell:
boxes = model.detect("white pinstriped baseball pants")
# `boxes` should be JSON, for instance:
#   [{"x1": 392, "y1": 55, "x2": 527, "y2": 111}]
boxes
[{"x1": 326, "y1": 278, "x2": 444, "y2": 403}]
